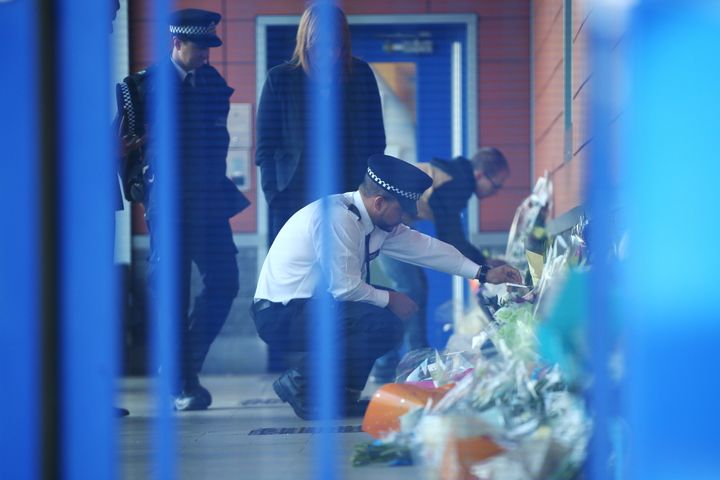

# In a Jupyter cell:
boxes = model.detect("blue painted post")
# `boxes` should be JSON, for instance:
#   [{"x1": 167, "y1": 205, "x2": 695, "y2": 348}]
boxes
[
  {"x1": 0, "y1": 1, "x2": 40, "y2": 479},
  {"x1": 310, "y1": 1, "x2": 340, "y2": 479},
  {"x1": 622, "y1": 2, "x2": 720, "y2": 478},
  {"x1": 57, "y1": 0, "x2": 118, "y2": 478},
  {"x1": 586, "y1": 5, "x2": 617, "y2": 479},
  {"x1": 149, "y1": 1, "x2": 179, "y2": 479}
]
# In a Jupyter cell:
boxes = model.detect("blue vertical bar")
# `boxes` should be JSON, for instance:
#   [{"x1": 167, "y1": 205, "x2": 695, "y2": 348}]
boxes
[
  {"x1": 310, "y1": 1, "x2": 340, "y2": 479},
  {"x1": 58, "y1": 0, "x2": 117, "y2": 478},
  {"x1": 622, "y1": 3, "x2": 720, "y2": 478},
  {"x1": 150, "y1": 1, "x2": 179, "y2": 479},
  {"x1": 586, "y1": 6, "x2": 616, "y2": 480},
  {"x1": 0, "y1": 1, "x2": 40, "y2": 479}
]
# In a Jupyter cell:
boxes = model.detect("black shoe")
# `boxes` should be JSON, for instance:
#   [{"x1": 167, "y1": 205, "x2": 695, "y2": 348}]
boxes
[
  {"x1": 174, "y1": 384, "x2": 212, "y2": 411},
  {"x1": 273, "y1": 371, "x2": 370, "y2": 420},
  {"x1": 193, "y1": 383, "x2": 213, "y2": 406},
  {"x1": 273, "y1": 372, "x2": 315, "y2": 420}
]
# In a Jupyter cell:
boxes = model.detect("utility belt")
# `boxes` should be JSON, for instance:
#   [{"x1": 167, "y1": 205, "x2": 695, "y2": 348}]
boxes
[
  {"x1": 251, "y1": 299, "x2": 283, "y2": 314},
  {"x1": 251, "y1": 298, "x2": 310, "y2": 316}
]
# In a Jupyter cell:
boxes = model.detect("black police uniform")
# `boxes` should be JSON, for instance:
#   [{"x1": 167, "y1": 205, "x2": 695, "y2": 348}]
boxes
[{"x1": 116, "y1": 9, "x2": 250, "y2": 408}]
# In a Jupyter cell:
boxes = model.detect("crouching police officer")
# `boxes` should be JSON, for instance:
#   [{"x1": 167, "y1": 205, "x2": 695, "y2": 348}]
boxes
[{"x1": 251, "y1": 155, "x2": 521, "y2": 420}]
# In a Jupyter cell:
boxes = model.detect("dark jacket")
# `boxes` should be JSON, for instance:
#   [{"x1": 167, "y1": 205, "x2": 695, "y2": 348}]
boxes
[
  {"x1": 255, "y1": 57, "x2": 386, "y2": 206},
  {"x1": 416, "y1": 157, "x2": 487, "y2": 266},
  {"x1": 116, "y1": 60, "x2": 249, "y2": 221}
]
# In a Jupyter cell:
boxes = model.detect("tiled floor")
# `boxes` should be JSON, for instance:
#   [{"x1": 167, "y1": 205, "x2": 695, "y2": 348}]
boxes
[{"x1": 119, "y1": 375, "x2": 422, "y2": 479}]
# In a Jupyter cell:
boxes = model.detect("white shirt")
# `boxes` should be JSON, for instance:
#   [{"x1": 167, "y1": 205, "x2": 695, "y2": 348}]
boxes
[{"x1": 254, "y1": 191, "x2": 481, "y2": 308}]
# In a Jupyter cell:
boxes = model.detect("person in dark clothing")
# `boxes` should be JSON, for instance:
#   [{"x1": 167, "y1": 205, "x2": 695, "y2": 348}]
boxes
[
  {"x1": 255, "y1": 4, "x2": 386, "y2": 246},
  {"x1": 115, "y1": 9, "x2": 250, "y2": 410},
  {"x1": 255, "y1": 4, "x2": 386, "y2": 373},
  {"x1": 371, "y1": 147, "x2": 510, "y2": 382}
]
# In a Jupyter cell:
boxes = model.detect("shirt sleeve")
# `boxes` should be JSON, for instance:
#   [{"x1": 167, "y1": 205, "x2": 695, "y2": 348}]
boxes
[
  {"x1": 380, "y1": 224, "x2": 481, "y2": 279},
  {"x1": 312, "y1": 206, "x2": 390, "y2": 308}
]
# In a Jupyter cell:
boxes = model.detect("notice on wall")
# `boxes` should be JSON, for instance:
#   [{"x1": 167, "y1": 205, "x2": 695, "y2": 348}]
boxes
[
  {"x1": 226, "y1": 103, "x2": 252, "y2": 192},
  {"x1": 227, "y1": 103, "x2": 252, "y2": 149},
  {"x1": 227, "y1": 149, "x2": 251, "y2": 192}
]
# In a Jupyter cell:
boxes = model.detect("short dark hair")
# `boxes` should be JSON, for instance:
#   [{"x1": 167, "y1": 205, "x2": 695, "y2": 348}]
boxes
[
  {"x1": 470, "y1": 147, "x2": 509, "y2": 178},
  {"x1": 359, "y1": 174, "x2": 393, "y2": 199}
]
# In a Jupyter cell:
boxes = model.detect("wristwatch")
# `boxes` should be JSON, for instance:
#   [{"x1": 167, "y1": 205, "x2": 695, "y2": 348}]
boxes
[{"x1": 476, "y1": 264, "x2": 491, "y2": 283}]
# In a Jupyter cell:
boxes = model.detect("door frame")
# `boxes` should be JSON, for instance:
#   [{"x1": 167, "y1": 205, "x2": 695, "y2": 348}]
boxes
[
  {"x1": 255, "y1": 14, "x2": 479, "y2": 275},
  {"x1": 256, "y1": 14, "x2": 478, "y2": 326}
]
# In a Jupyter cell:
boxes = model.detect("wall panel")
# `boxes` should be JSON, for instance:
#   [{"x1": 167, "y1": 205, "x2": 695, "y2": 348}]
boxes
[
  {"x1": 532, "y1": 0, "x2": 594, "y2": 218},
  {"x1": 478, "y1": 16, "x2": 530, "y2": 60},
  {"x1": 128, "y1": 0, "x2": 532, "y2": 233},
  {"x1": 430, "y1": 0, "x2": 530, "y2": 18}
]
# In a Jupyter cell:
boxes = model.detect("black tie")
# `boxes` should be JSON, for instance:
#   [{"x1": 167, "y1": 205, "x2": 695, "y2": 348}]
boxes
[
  {"x1": 364, "y1": 233, "x2": 371, "y2": 284},
  {"x1": 183, "y1": 72, "x2": 193, "y2": 88}
]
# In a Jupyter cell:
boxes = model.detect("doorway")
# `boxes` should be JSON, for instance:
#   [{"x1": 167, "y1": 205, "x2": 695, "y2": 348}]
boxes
[{"x1": 256, "y1": 14, "x2": 478, "y2": 353}]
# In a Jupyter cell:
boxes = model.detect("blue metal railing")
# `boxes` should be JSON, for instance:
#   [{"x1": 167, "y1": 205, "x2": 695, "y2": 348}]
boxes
[
  {"x1": 58, "y1": 0, "x2": 119, "y2": 478},
  {"x1": 0, "y1": 1, "x2": 41, "y2": 478},
  {"x1": 16, "y1": 1, "x2": 720, "y2": 479},
  {"x1": 309, "y1": 2, "x2": 341, "y2": 479},
  {"x1": 149, "y1": 1, "x2": 179, "y2": 480},
  {"x1": 620, "y1": 2, "x2": 720, "y2": 478},
  {"x1": 587, "y1": 5, "x2": 616, "y2": 478}
]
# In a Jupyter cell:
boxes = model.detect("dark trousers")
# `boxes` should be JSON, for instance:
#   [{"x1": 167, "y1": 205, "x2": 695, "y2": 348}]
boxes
[
  {"x1": 376, "y1": 254, "x2": 428, "y2": 351},
  {"x1": 252, "y1": 298, "x2": 404, "y2": 391},
  {"x1": 147, "y1": 216, "x2": 239, "y2": 392},
  {"x1": 267, "y1": 188, "x2": 310, "y2": 247},
  {"x1": 371, "y1": 255, "x2": 428, "y2": 379}
]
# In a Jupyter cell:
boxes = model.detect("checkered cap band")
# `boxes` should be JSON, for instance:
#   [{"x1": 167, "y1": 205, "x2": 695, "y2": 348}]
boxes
[
  {"x1": 169, "y1": 23, "x2": 216, "y2": 36},
  {"x1": 119, "y1": 82, "x2": 136, "y2": 135},
  {"x1": 367, "y1": 167, "x2": 422, "y2": 201}
]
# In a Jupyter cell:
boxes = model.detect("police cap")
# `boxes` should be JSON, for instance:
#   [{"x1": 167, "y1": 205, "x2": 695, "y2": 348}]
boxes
[
  {"x1": 366, "y1": 154, "x2": 432, "y2": 215},
  {"x1": 169, "y1": 9, "x2": 223, "y2": 48}
]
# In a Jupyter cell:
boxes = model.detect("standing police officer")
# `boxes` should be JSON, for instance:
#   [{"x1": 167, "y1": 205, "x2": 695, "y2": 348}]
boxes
[{"x1": 116, "y1": 9, "x2": 250, "y2": 410}]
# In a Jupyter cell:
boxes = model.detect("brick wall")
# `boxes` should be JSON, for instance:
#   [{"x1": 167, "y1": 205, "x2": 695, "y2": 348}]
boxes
[
  {"x1": 128, "y1": 0, "x2": 531, "y2": 233},
  {"x1": 533, "y1": 0, "x2": 597, "y2": 218}
]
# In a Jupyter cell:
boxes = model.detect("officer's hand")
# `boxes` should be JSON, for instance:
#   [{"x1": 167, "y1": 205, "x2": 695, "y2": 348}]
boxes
[
  {"x1": 485, "y1": 258, "x2": 507, "y2": 268},
  {"x1": 486, "y1": 265, "x2": 524, "y2": 285},
  {"x1": 387, "y1": 291, "x2": 418, "y2": 321}
]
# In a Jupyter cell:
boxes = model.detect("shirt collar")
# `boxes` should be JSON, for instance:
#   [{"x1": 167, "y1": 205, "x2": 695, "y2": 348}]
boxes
[
  {"x1": 170, "y1": 57, "x2": 196, "y2": 86},
  {"x1": 351, "y1": 191, "x2": 375, "y2": 235}
]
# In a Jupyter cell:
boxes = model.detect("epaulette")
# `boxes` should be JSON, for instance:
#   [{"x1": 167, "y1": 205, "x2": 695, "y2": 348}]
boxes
[{"x1": 347, "y1": 203, "x2": 362, "y2": 221}]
